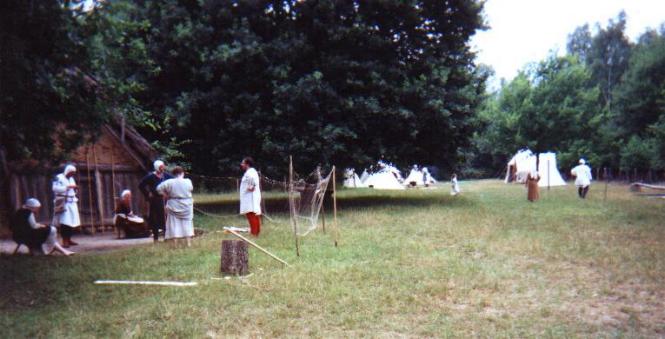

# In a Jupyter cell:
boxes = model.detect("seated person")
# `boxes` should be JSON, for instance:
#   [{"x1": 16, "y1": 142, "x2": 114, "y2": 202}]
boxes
[
  {"x1": 114, "y1": 189, "x2": 150, "y2": 238},
  {"x1": 11, "y1": 198, "x2": 74, "y2": 256}
]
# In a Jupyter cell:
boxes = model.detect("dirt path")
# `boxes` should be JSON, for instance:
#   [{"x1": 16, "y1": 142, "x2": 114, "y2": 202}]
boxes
[{"x1": 1, "y1": 232, "x2": 153, "y2": 255}]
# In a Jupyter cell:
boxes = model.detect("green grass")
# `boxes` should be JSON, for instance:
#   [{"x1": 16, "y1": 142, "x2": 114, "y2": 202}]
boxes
[{"x1": 1, "y1": 180, "x2": 664, "y2": 337}]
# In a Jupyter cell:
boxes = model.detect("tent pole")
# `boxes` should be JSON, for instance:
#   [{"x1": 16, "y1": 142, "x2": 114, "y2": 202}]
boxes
[{"x1": 547, "y1": 159, "x2": 550, "y2": 191}]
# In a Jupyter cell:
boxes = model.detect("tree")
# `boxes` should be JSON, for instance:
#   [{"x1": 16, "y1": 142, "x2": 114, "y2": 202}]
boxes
[
  {"x1": 586, "y1": 12, "x2": 632, "y2": 109},
  {"x1": 471, "y1": 55, "x2": 604, "y2": 173},
  {"x1": 101, "y1": 0, "x2": 487, "y2": 175},
  {"x1": 567, "y1": 24, "x2": 592, "y2": 64},
  {"x1": 0, "y1": 0, "x2": 107, "y2": 163}
]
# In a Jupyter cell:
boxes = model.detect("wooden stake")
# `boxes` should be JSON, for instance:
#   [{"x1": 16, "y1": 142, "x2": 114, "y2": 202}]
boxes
[
  {"x1": 603, "y1": 167, "x2": 609, "y2": 202},
  {"x1": 332, "y1": 166, "x2": 338, "y2": 247},
  {"x1": 224, "y1": 228, "x2": 290, "y2": 267},
  {"x1": 289, "y1": 156, "x2": 300, "y2": 256},
  {"x1": 321, "y1": 203, "x2": 326, "y2": 234}
]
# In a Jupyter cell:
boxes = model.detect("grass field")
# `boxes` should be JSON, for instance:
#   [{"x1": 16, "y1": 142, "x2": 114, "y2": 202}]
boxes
[{"x1": 1, "y1": 180, "x2": 664, "y2": 337}]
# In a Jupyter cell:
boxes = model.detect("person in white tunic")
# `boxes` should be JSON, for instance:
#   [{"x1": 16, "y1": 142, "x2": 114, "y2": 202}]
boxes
[
  {"x1": 239, "y1": 157, "x2": 262, "y2": 236},
  {"x1": 570, "y1": 158, "x2": 592, "y2": 199},
  {"x1": 451, "y1": 173, "x2": 461, "y2": 196},
  {"x1": 52, "y1": 164, "x2": 81, "y2": 248},
  {"x1": 156, "y1": 166, "x2": 194, "y2": 247},
  {"x1": 12, "y1": 198, "x2": 74, "y2": 256}
]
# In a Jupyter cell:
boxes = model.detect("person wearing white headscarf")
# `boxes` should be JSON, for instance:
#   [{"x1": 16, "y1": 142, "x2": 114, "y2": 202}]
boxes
[
  {"x1": 156, "y1": 166, "x2": 194, "y2": 247},
  {"x1": 12, "y1": 198, "x2": 74, "y2": 255},
  {"x1": 11, "y1": 198, "x2": 74, "y2": 256},
  {"x1": 114, "y1": 189, "x2": 148, "y2": 238},
  {"x1": 571, "y1": 159, "x2": 592, "y2": 198},
  {"x1": 138, "y1": 159, "x2": 172, "y2": 242},
  {"x1": 52, "y1": 164, "x2": 81, "y2": 247}
]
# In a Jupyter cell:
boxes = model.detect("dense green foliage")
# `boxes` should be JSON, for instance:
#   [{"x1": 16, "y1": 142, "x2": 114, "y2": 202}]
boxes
[
  {"x1": 94, "y1": 0, "x2": 487, "y2": 175},
  {"x1": 0, "y1": 0, "x2": 107, "y2": 163},
  {"x1": 471, "y1": 13, "x2": 665, "y2": 178}
]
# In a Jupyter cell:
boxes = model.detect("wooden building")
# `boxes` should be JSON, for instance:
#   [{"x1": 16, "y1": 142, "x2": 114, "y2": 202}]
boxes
[{"x1": 1, "y1": 123, "x2": 156, "y2": 233}]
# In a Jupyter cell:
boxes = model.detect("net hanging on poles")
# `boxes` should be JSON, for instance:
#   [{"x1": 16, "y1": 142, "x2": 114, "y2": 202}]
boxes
[{"x1": 289, "y1": 166, "x2": 333, "y2": 236}]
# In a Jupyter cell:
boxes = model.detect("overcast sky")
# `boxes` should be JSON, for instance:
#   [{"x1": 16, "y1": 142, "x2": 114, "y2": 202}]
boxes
[{"x1": 472, "y1": 0, "x2": 665, "y2": 89}]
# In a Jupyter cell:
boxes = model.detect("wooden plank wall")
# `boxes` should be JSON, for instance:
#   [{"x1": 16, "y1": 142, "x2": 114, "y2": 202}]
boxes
[{"x1": 7, "y1": 170, "x2": 147, "y2": 228}]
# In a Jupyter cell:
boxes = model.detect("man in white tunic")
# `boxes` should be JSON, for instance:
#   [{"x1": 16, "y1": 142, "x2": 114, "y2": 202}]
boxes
[
  {"x1": 571, "y1": 158, "x2": 592, "y2": 199},
  {"x1": 239, "y1": 157, "x2": 262, "y2": 236},
  {"x1": 156, "y1": 166, "x2": 194, "y2": 247},
  {"x1": 52, "y1": 164, "x2": 81, "y2": 247}
]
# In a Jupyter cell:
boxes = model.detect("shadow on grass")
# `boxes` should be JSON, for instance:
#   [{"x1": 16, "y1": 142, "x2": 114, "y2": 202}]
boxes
[{"x1": 195, "y1": 190, "x2": 476, "y2": 215}]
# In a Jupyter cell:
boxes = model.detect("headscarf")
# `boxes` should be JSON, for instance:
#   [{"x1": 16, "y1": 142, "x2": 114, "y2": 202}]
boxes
[
  {"x1": 64, "y1": 164, "x2": 77, "y2": 176},
  {"x1": 23, "y1": 198, "x2": 41, "y2": 209},
  {"x1": 153, "y1": 160, "x2": 165, "y2": 172},
  {"x1": 121, "y1": 189, "x2": 131, "y2": 199}
]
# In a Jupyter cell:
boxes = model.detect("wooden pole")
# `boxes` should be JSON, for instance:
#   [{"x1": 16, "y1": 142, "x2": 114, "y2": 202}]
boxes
[
  {"x1": 603, "y1": 167, "x2": 609, "y2": 202},
  {"x1": 95, "y1": 280, "x2": 197, "y2": 287},
  {"x1": 321, "y1": 203, "x2": 326, "y2": 234},
  {"x1": 111, "y1": 147, "x2": 118, "y2": 235},
  {"x1": 289, "y1": 156, "x2": 300, "y2": 256},
  {"x1": 258, "y1": 170, "x2": 267, "y2": 223},
  {"x1": 86, "y1": 147, "x2": 95, "y2": 232},
  {"x1": 93, "y1": 145, "x2": 104, "y2": 234},
  {"x1": 547, "y1": 159, "x2": 550, "y2": 191},
  {"x1": 224, "y1": 228, "x2": 290, "y2": 267},
  {"x1": 332, "y1": 166, "x2": 338, "y2": 247}
]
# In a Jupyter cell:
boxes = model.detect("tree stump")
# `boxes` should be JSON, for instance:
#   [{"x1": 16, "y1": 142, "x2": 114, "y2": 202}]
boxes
[{"x1": 221, "y1": 239, "x2": 249, "y2": 275}]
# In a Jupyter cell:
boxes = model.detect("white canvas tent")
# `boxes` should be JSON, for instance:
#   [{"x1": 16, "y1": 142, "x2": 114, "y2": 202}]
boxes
[
  {"x1": 360, "y1": 169, "x2": 370, "y2": 183},
  {"x1": 423, "y1": 167, "x2": 437, "y2": 185},
  {"x1": 343, "y1": 168, "x2": 366, "y2": 188},
  {"x1": 404, "y1": 168, "x2": 425, "y2": 187},
  {"x1": 505, "y1": 149, "x2": 566, "y2": 187},
  {"x1": 537, "y1": 152, "x2": 566, "y2": 187},
  {"x1": 365, "y1": 170, "x2": 405, "y2": 190},
  {"x1": 505, "y1": 149, "x2": 537, "y2": 183}
]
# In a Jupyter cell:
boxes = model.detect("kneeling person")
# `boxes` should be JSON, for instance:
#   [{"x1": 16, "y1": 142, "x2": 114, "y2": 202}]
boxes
[
  {"x1": 114, "y1": 190, "x2": 149, "y2": 238},
  {"x1": 11, "y1": 198, "x2": 74, "y2": 256}
]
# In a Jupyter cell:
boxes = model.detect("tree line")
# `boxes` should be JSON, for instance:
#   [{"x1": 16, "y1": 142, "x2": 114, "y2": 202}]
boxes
[
  {"x1": 468, "y1": 12, "x2": 665, "y2": 180},
  {"x1": 2, "y1": 2, "x2": 664, "y2": 180},
  {"x1": 1, "y1": 0, "x2": 486, "y2": 176}
]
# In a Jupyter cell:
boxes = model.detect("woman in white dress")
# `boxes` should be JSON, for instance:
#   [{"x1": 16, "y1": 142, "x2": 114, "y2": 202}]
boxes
[
  {"x1": 157, "y1": 166, "x2": 194, "y2": 247},
  {"x1": 52, "y1": 164, "x2": 81, "y2": 248}
]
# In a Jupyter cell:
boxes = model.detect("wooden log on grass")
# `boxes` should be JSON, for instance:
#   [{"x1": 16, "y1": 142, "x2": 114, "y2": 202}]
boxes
[{"x1": 221, "y1": 239, "x2": 249, "y2": 275}]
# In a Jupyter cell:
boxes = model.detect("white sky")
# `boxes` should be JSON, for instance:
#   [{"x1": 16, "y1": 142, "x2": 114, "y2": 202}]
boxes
[{"x1": 472, "y1": 0, "x2": 665, "y2": 89}]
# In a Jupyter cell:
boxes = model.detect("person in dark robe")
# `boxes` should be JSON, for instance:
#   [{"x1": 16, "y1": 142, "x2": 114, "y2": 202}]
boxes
[
  {"x1": 11, "y1": 198, "x2": 74, "y2": 256},
  {"x1": 138, "y1": 160, "x2": 172, "y2": 242},
  {"x1": 526, "y1": 171, "x2": 540, "y2": 202}
]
